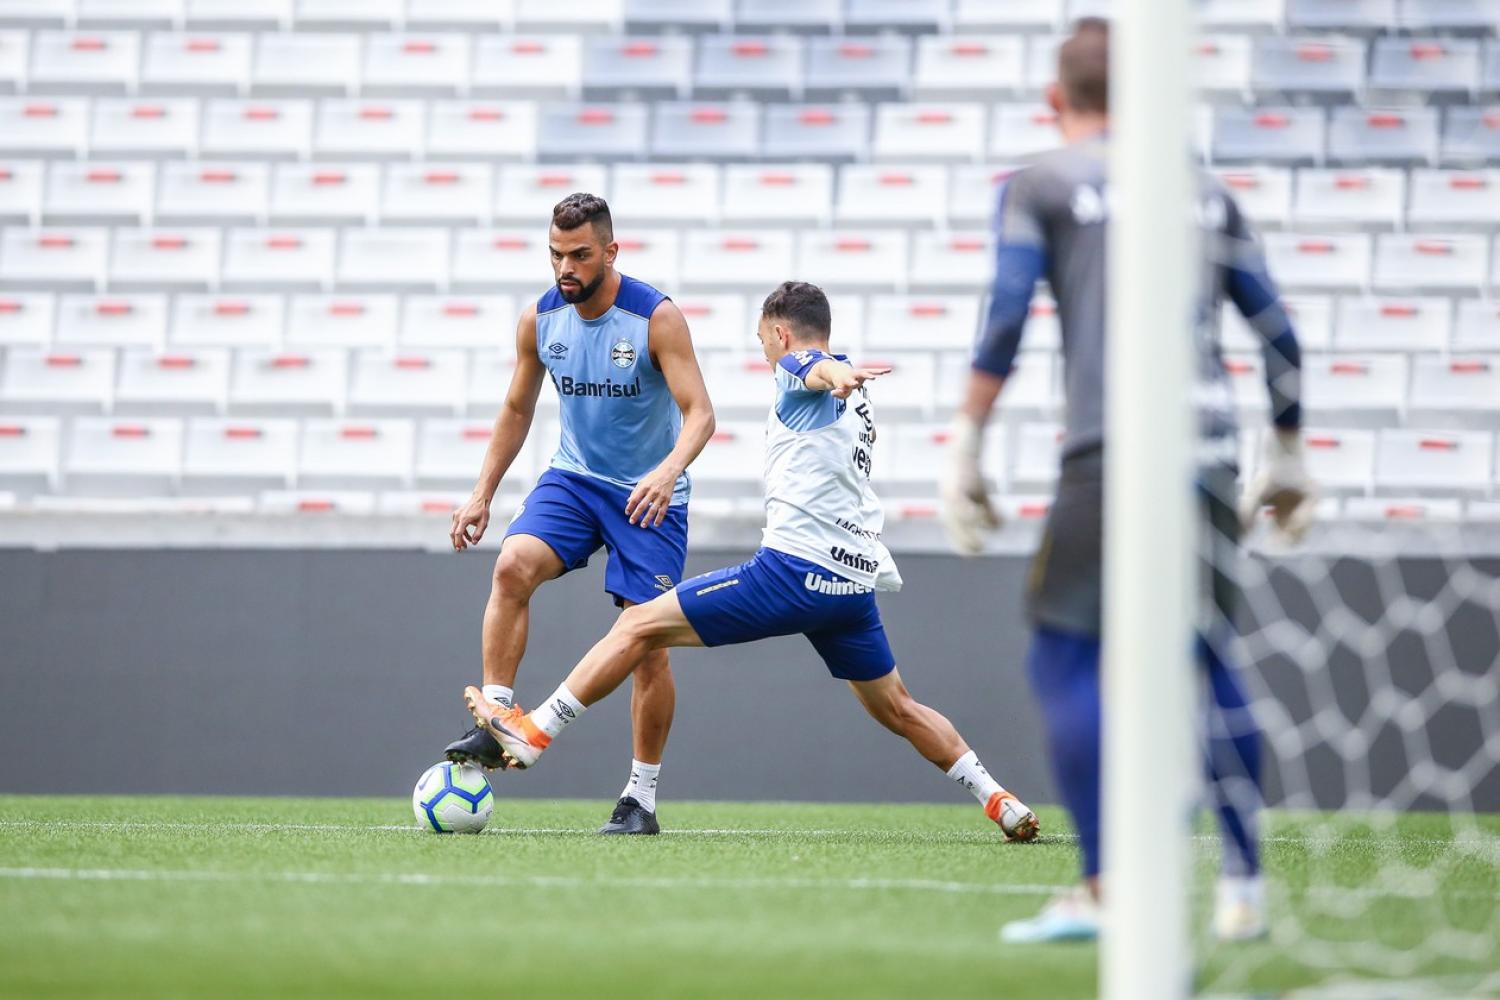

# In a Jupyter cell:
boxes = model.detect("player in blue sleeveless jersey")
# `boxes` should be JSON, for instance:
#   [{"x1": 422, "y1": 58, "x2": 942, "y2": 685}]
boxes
[{"x1": 444, "y1": 193, "x2": 716, "y2": 834}]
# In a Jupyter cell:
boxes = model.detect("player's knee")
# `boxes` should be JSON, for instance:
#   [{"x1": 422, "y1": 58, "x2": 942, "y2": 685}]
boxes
[{"x1": 492, "y1": 550, "x2": 544, "y2": 601}]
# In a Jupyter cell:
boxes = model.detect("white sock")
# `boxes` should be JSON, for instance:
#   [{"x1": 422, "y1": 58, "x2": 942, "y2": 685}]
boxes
[
  {"x1": 622, "y1": 759, "x2": 661, "y2": 813},
  {"x1": 528, "y1": 683, "x2": 586, "y2": 739},
  {"x1": 947, "y1": 750, "x2": 1004, "y2": 806},
  {"x1": 481, "y1": 684, "x2": 514, "y2": 709}
]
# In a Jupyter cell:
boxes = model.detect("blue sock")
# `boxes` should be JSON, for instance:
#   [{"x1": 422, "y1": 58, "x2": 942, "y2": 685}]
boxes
[
  {"x1": 1200, "y1": 637, "x2": 1263, "y2": 877},
  {"x1": 1026, "y1": 626, "x2": 1104, "y2": 879}
]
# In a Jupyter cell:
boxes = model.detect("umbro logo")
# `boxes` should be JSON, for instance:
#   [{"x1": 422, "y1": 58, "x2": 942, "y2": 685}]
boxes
[
  {"x1": 547, "y1": 342, "x2": 568, "y2": 358},
  {"x1": 654, "y1": 574, "x2": 674, "y2": 592},
  {"x1": 552, "y1": 699, "x2": 576, "y2": 720}
]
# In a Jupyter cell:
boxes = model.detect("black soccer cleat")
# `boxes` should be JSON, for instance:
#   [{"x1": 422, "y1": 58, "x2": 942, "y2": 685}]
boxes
[
  {"x1": 443, "y1": 724, "x2": 506, "y2": 771},
  {"x1": 598, "y1": 796, "x2": 660, "y2": 835}
]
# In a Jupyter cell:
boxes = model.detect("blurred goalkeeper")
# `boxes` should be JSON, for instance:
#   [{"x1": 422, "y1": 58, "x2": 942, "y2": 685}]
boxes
[{"x1": 941, "y1": 18, "x2": 1314, "y2": 944}]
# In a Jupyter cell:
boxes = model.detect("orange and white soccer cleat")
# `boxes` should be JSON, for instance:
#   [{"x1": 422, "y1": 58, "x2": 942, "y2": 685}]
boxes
[
  {"x1": 987, "y1": 790, "x2": 1040, "y2": 841},
  {"x1": 463, "y1": 686, "x2": 550, "y2": 769}
]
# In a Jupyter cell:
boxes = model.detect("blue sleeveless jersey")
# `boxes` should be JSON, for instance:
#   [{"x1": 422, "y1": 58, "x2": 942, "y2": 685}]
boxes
[{"x1": 535, "y1": 274, "x2": 690, "y2": 505}]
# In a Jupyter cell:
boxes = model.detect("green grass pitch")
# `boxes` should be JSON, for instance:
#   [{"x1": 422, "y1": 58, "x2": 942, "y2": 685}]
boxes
[{"x1": 1, "y1": 796, "x2": 1496, "y2": 999}]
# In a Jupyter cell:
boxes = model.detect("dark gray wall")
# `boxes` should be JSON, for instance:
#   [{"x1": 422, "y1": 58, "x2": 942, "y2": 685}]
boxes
[{"x1": 1, "y1": 549, "x2": 1495, "y2": 811}]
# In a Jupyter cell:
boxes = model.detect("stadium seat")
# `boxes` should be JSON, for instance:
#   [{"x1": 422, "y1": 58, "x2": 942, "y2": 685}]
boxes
[
  {"x1": 1399, "y1": 0, "x2": 1500, "y2": 27},
  {"x1": 701, "y1": 353, "x2": 777, "y2": 413},
  {"x1": 623, "y1": 0, "x2": 732, "y2": 32},
  {"x1": 1212, "y1": 106, "x2": 1325, "y2": 164},
  {"x1": 314, "y1": 100, "x2": 425, "y2": 160},
  {"x1": 691, "y1": 420, "x2": 763, "y2": 491},
  {"x1": 142, "y1": 31, "x2": 253, "y2": 94},
  {"x1": 450, "y1": 228, "x2": 553, "y2": 290},
  {"x1": 110, "y1": 227, "x2": 222, "y2": 289},
  {"x1": 362, "y1": 33, "x2": 470, "y2": 96},
  {"x1": 796, "y1": 230, "x2": 906, "y2": 291},
  {"x1": 258, "y1": 489, "x2": 376, "y2": 514},
  {"x1": 1213, "y1": 166, "x2": 1292, "y2": 228},
  {"x1": 581, "y1": 35, "x2": 693, "y2": 98},
  {"x1": 673, "y1": 293, "x2": 747, "y2": 352},
  {"x1": 185, "y1": 0, "x2": 292, "y2": 29},
  {"x1": 201, "y1": 99, "x2": 314, "y2": 159},
  {"x1": 55, "y1": 292, "x2": 168, "y2": 347},
  {"x1": 611, "y1": 229, "x2": 680, "y2": 290},
  {"x1": 515, "y1": 0, "x2": 623, "y2": 32},
  {"x1": 1334, "y1": 296, "x2": 1450, "y2": 351},
  {"x1": 913, "y1": 35, "x2": 1025, "y2": 99},
  {"x1": 0, "y1": 226, "x2": 108, "y2": 289},
  {"x1": 298, "y1": 417, "x2": 414, "y2": 489},
  {"x1": 472, "y1": 34, "x2": 582, "y2": 98},
  {"x1": 229, "y1": 347, "x2": 346, "y2": 415},
  {"x1": 1291, "y1": 168, "x2": 1405, "y2": 229},
  {"x1": 910, "y1": 231, "x2": 994, "y2": 290},
  {"x1": 90, "y1": 98, "x2": 198, "y2": 157},
  {"x1": 610, "y1": 164, "x2": 720, "y2": 225},
  {"x1": 0, "y1": 346, "x2": 115, "y2": 413},
  {"x1": 1440, "y1": 106, "x2": 1500, "y2": 165},
  {"x1": 1198, "y1": 0, "x2": 1284, "y2": 28},
  {"x1": 679, "y1": 229, "x2": 795, "y2": 290},
  {"x1": 873, "y1": 102, "x2": 986, "y2": 162},
  {"x1": 1251, "y1": 36, "x2": 1365, "y2": 99},
  {"x1": 30, "y1": 30, "x2": 140, "y2": 93},
  {"x1": 348, "y1": 348, "x2": 466, "y2": 416},
  {"x1": 0, "y1": 96, "x2": 90, "y2": 157},
  {"x1": 1220, "y1": 353, "x2": 1270, "y2": 420},
  {"x1": 721, "y1": 164, "x2": 831, "y2": 225},
  {"x1": 1221, "y1": 292, "x2": 1333, "y2": 351},
  {"x1": 1454, "y1": 298, "x2": 1500, "y2": 350},
  {"x1": 337, "y1": 228, "x2": 447, "y2": 290},
  {"x1": 0, "y1": 31, "x2": 27, "y2": 93},
  {"x1": 1297, "y1": 428, "x2": 1375, "y2": 495},
  {"x1": 222, "y1": 227, "x2": 335, "y2": 290},
  {"x1": 1370, "y1": 38, "x2": 1481, "y2": 98},
  {"x1": 825, "y1": 293, "x2": 867, "y2": 350},
  {"x1": 157, "y1": 161, "x2": 270, "y2": 222},
  {"x1": 954, "y1": 0, "x2": 1061, "y2": 30},
  {"x1": 650, "y1": 101, "x2": 761, "y2": 159},
  {"x1": 1262, "y1": 232, "x2": 1371, "y2": 289},
  {"x1": 733, "y1": 0, "x2": 840, "y2": 31},
  {"x1": 296, "y1": 0, "x2": 403, "y2": 29},
  {"x1": 1286, "y1": 0, "x2": 1394, "y2": 28},
  {"x1": 464, "y1": 350, "x2": 522, "y2": 416},
  {"x1": 399, "y1": 295, "x2": 517, "y2": 351},
  {"x1": 1373, "y1": 233, "x2": 1488, "y2": 291},
  {"x1": 64, "y1": 416, "x2": 183, "y2": 494},
  {"x1": 762, "y1": 104, "x2": 871, "y2": 161},
  {"x1": 494, "y1": 164, "x2": 609, "y2": 223},
  {"x1": 695, "y1": 35, "x2": 802, "y2": 98},
  {"x1": 1196, "y1": 35, "x2": 1254, "y2": 98},
  {"x1": 1486, "y1": 40, "x2": 1500, "y2": 96},
  {"x1": 989, "y1": 103, "x2": 1064, "y2": 159},
  {"x1": 845, "y1": 0, "x2": 946, "y2": 32},
  {"x1": 381, "y1": 162, "x2": 493, "y2": 224},
  {"x1": 181, "y1": 416, "x2": 297, "y2": 493},
  {"x1": 0, "y1": 414, "x2": 60, "y2": 495},
  {"x1": 416, "y1": 417, "x2": 535, "y2": 489},
  {"x1": 1408, "y1": 169, "x2": 1500, "y2": 229},
  {"x1": 284, "y1": 293, "x2": 397, "y2": 348},
  {"x1": 114, "y1": 347, "x2": 232, "y2": 414},
  {"x1": 252, "y1": 32, "x2": 360, "y2": 95},
  {"x1": 1024, "y1": 34, "x2": 1064, "y2": 92},
  {"x1": 1408, "y1": 355, "x2": 1500, "y2": 427},
  {"x1": 43, "y1": 160, "x2": 154, "y2": 223},
  {"x1": 885, "y1": 422, "x2": 1005, "y2": 491},
  {"x1": 835, "y1": 165, "x2": 948, "y2": 226},
  {"x1": 1375, "y1": 429, "x2": 1493, "y2": 495},
  {"x1": 1016, "y1": 294, "x2": 1062, "y2": 351},
  {"x1": 1329, "y1": 107, "x2": 1439, "y2": 165},
  {"x1": 804, "y1": 36, "x2": 911, "y2": 98},
  {"x1": 0, "y1": 291, "x2": 55, "y2": 346},
  {"x1": 1010, "y1": 422, "x2": 1062, "y2": 490},
  {"x1": 866, "y1": 294, "x2": 979, "y2": 352},
  {"x1": 947, "y1": 165, "x2": 1015, "y2": 228},
  {"x1": 536, "y1": 103, "x2": 649, "y2": 160},
  {"x1": 169, "y1": 293, "x2": 284, "y2": 348},
  {"x1": 1302, "y1": 353, "x2": 1408, "y2": 425},
  {"x1": 1343, "y1": 495, "x2": 1462, "y2": 521},
  {"x1": 850, "y1": 351, "x2": 934, "y2": 417},
  {"x1": 269, "y1": 162, "x2": 379, "y2": 223},
  {"x1": 427, "y1": 100, "x2": 539, "y2": 160}
]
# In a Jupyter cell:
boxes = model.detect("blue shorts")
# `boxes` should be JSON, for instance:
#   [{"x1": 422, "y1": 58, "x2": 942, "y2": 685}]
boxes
[
  {"x1": 676, "y1": 547, "x2": 896, "y2": 682},
  {"x1": 505, "y1": 468, "x2": 689, "y2": 607}
]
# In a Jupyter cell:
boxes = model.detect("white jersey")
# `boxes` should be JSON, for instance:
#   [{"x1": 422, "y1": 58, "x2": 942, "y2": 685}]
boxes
[{"x1": 760, "y1": 349, "x2": 903, "y2": 592}]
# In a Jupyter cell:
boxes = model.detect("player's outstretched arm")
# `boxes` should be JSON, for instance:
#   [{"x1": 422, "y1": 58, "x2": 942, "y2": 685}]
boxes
[
  {"x1": 626, "y1": 300, "x2": 716, "y2": 528},
  {"x1": 803, "y1": 358, "x2": 891, "y2": 397},
  {"x1": 451, "y1": 303, "x2": 546, "y2": 552}
]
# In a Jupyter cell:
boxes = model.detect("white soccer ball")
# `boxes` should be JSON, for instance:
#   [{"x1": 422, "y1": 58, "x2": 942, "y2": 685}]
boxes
[{"x1": 412, "y1": 761, "x2": 494, "y2": 834}]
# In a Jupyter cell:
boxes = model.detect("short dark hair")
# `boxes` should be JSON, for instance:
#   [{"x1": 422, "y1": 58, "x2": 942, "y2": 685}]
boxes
[
  {"x1": 1058, "y1": 17, "x2": 1109, "y2": 114},
  {"x1": 551, "y1": 192, "x2": 613, "y2": 244},
  {"x1": 760, "y1": 281, "x2": 831, "y2": 340}
]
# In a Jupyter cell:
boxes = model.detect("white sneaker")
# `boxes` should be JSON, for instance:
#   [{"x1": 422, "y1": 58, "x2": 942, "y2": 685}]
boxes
[
  {"x1": 1214, "y1": 875, "x2": 1268, "y2": 942},
  {"x1": 999, "y1": 887, "x2": 1100, "y2": 944}
]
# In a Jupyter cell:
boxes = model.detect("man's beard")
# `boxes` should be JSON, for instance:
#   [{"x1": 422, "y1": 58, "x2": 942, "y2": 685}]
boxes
[{"x1": 557, "y1": 272, "x2": 604, "y2": 304}]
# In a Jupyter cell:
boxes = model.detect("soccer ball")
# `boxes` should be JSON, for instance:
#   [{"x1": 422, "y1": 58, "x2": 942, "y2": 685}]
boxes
[{"x1": 412, "y1": 761, "x2": 493, "y2": 834}]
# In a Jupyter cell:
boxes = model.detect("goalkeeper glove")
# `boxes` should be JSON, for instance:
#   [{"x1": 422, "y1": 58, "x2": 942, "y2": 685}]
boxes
[
  {"x1": 1239, "y1": 427, "x2": 1317, "y2": 544},
  {"x1": 940, "y1": 415, "x2": 1001, "y2": 556}
]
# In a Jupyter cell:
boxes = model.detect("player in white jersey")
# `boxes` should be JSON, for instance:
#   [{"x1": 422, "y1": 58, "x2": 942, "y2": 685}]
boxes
[{"x1": 459, "y1": 282, "x2": 1040, "y2": 838}]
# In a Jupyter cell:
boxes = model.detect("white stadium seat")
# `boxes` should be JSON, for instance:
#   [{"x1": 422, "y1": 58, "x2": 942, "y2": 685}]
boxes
[
  {"x1": 955, "y1": 0, "x2": 1063, "y2": 30},
  {"x1": 201, "y1": 99, "x2": 313, "y2": 159},
  {"x1": 1287, "y1": 0, "x2": 1393, "y2": 29},
  {"x1": 0, "y1": 291, "x2": 54, "y2": 346},
  {"x1": 797, "y1": 230, "x2": 907, "y2": 292},
  {"x1": 696, "y1": 35, "x2": 801, "y2": 98},
  {"x1": 348, "y1": 348, "x2": 467, "y2": 416},
  {"x1": 114, "y1": 347, "x2": 232, "y2": 415},
  {"x1": 1373, "y1": 233, "x2": 1488, "y2": 291},
  {"x1": 582, "y1": 34, "x2": 694, "y2": 98},
  {"x1": 989, "y1": 104, "x2": 1063, "y2": 159},
  {"x1": 1010, "y1": 422, "x2": 1062, "y2": 490},
  {"x1": 1375, "y1": 429, "x2": 1493, "y2": 494},
  {"x1": 170, "y1": 294, "x2": 284, "y2": 348},
  {"x1": 1214, "y1": 166, "x2": 1292, "y2": 229},
  {"x1": 362, "y1": 33, "x2": 470, "y2": 96},
  {"x1": 649, "y1": 101, "x2": 760, "y2": 160},
  {"x1": 399, "y1": 295, "x2": 517, "y2": 351},
  {"x1": 914, "y1": 35, "x2": 1025, "y2": 99},
  {"x1": 314, "y1": 100, "x2": 425, "y2": 160},
  {"x1": 464, "y1": 350, "x2": 520, "y2": 416},
  {"x1": 1407, "y1": 169, "x2": 1500, "y2": 229},
  {"x1": 1454, "y1": 299, "x2": 1500, "y2": 350},
  {"x1": 90, "y1": 98, "x2": 199, "y2": 158},
  {"x1": 222, "y1": 227, "x2": 336, "y2": 290},
  {"x1": 382, "y1": 162, "x2": 493, "y2": 225},
  {"x1": 427, "y1": 100, "x2": 538, "y2": 161},
  {"x1": 472, "y1": 34, "x2": 582, "y2": 99},
  {"x1": 337, "y1": 228, "x2": 448, "y2": 290},
  {"x1": 674, "y1": 293, "x2": 747, "y2": 353},
  {"x1": 623, "y1": 0, "x2": 730, "y2": 31},
  {"x1": 886, "y1": 422, "x2": 1005, "y2": 490},
  {"x1": 1333, "y1": 296, "x2": 1450, "y2": 351},
  {"x1": 229, "y1": 347, "x2": 346, "y2": 415},
  {"x1": 701, "y1": 354, "x2": 774, "y2": 414},
  {"x1": 1344, "y1": 496, "x2": 1463, "y2": 522},
  {"x1": 1329, "y1": 107, "x2": 1440, "y2": 165},
  {"x1": 1370, "y1": 37, "x2": 1480, "y2": 96},
  {"x1": 285, "y1": 294, "x2": 397, "y2": 348},
  {"x1": 1280, "y1": 294, "x2": 1335, "y2": 351},
  {"x1": 1298, "y1": 428, "x2": 1375, "y2": 495},
  {"x1": 0, "y1": 31, "x2": 27, "y2": 93},
  {"x1": 909, "y1": 231, "x2": 992, "y2": 290},
  {"x1": 514, "y1": 0, "x2": 623, "y2": 32},
  {"x1": 1399, "y1": 0, "x2": 1500, "y2": 28},
  {"x1": 722, "y1": 164, "x2": 832, "y2": 225},
  {"x1": 258, "y1": 489, "x2": 376, "y2": 514},
  {"x1": 762, "y1": 103, "x2": 870, "y2": 161},
  {"x1": 836, "y1": 165, "x2": 949, "y2": 226},
  {"x1": 866, "y1": 294, "x2": 979, "y2": 352},
  {"x1": 691, "y1": 420, "x2": 764, "y2": 491},
  {"x1": 142, "y1": 31, "x2": 253, "y2": 94},
  {"x1": 181, "y1": 416, "x2": 297, "y2": 493},
  {"x1": 1262, "y1": 232, "x2": 1372, "y2": 290},
  {"x1": 873, "y1": 103, "x2": 987, "y2": 162},
  {"x1": 0, "y1": 226, "x2": 108, "y2": 289},
  {"x1": 1291, "y1": 168, "x2": 1406, "y2": 230},
  {"x1": 0, "y1": 97, "x2": 89, "y2": 157},
  {"x1": 1212, "y1": 106, "x2": 1325, "y2": 164},
  {"x1": 948, "y1": 165, "x2": 1015, "y2": 228},
  {"x1": 296, "y1": 0, "x2": 403, "y2": 29},
  {"x1": 450, "y1": 228, "x2": 552, "y2": 291},
  {"x1": 109, "y1": 228, "x2": 222, "y2": 289},
  {"x1": 185, "y1": 0, "x2": 293, "y2": 28},
  {"x1": 43, "y1": 161, "x2": 154, "y2": 223},
  {"x1": 680, "y1": 229, "x2": 794, "y2": 290},
  {"x1": 30, "y1": 30, "x2": 140, "y2": 93},
  {"x1": 611, "y1": 229, "x2": 680, "y2": 290},
  {"x1": 1408, "y1": 355, "x2": 1500, "y2": 427},
  {"x1": 1251, "y1": 36, "x2": 1366, "y2": 97},
  {"x1": 1, "y1": 346, "x2": 115, "y2": 414},
  {"x1": 536, "y1": 103, "x2": 649, "y2": 160},
  {"x1": 0, "y1": 160, "x2": 43, "y2": 223},
  {"x1": 1196, "y1": 35, "x2": 1253, "y2": 97},
  {"x1": 0, "y1": 414, "x2": 60, "y2": 494},
  {"x1": 252, "y1": 32, "x2": 359, "y2": 94},
  {"x1": 55, "y1": 292, "x2": 167, "y2": 348},
  {"x1": 610, "y1": 164, "x2": 720, "y2": 226},
  {"x1": 64, "y1": 416, "x2": 183, "y2": 495},
  {"x1": 270, "y1": 162, "x2": 379, "y2": 224},
  {"x1": 494, "y1": 164, "x2": 609, "y2": 224},
  {"x1": 416, "y1": 417, "x2": 535, "y2": 488},
  {"x1": 1302, "y1": 353, "x2": 1409, "y2": 425},
  {"x1": 298, "y1": 417, "x2": 414, "y2": 489},
  {"x1": 156, "y1": 161, "x2": 271, "y2": 222}
]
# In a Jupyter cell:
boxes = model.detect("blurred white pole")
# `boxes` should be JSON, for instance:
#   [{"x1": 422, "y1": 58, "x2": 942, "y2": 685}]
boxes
[{"x1": 1102, "y1": 0, "x2": 1198, "y2": 997}]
